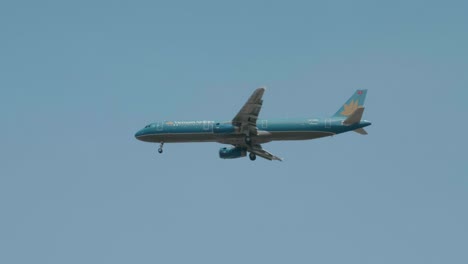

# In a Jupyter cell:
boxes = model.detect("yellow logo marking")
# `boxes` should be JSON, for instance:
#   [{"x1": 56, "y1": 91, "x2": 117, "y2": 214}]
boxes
[{"x1": 341, "y1": 100, "x2": 359, "y2": 116}]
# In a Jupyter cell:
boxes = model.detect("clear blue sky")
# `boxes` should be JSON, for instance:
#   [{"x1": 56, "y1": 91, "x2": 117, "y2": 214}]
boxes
[{"x1": 1, "y1": 1, "x2": 467, "y2": 263}]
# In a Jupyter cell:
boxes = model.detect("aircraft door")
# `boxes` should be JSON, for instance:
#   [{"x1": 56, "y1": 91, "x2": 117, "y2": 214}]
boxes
[
  {"x1": 325, "y1": 119, "x2": 331, "y2": 129},
  {"x1": 203, "y1": 121, "x2": 211, "y2": 132},
  {"x1": 261, "y1": 120, "x2": 268, "y2": 129}
]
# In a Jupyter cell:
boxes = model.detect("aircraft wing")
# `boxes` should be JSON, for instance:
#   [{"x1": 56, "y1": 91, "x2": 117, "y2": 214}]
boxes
[
  {"x1": 249, "y1": 144, "x2": 283, "y2": 161},
  {"x1": 232, "y1": 87, "x2": 265, "y2": 135}
]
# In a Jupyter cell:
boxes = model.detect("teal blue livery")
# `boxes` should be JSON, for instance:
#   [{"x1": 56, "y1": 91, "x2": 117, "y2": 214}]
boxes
[{"x1": 135, "y1": 88, "x2": 371, "y2": 161}]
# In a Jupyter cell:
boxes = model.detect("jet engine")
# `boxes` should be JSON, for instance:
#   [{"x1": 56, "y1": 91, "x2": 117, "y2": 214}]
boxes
[{"x1": 219, "y1": 147, "x2": 247, "y2": 159}]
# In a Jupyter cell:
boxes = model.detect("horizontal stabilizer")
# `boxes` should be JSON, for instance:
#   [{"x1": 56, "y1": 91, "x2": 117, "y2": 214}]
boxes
[
  {"x1": 353, "y1": 128, "x2": 368, "y2": 135},
  {"x1": 343, "y1": 106, "x2": 365, "y2": 126}
]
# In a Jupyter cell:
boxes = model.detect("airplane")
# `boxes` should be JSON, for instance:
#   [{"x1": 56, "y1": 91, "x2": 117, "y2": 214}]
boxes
[{"x1": 135, "y1": 88, "x2": 371, "y2": 161}]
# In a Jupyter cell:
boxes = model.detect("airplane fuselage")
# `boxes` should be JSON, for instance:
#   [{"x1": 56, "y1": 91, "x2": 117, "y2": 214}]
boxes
[
  {"x1": 135, "y1": 88, "x2": 371, "y2": 161},
  {"x1": 135, "y1": 118, "x2": 371, "y2": 146}
]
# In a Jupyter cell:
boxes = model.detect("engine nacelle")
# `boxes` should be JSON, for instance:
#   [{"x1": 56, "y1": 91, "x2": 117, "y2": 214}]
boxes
[{"x1": 219, "y1": 147, "x2": 247, "y2": 159}]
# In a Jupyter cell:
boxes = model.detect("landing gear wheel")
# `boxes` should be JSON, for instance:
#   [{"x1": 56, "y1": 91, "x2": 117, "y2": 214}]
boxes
[
  {"x1": 158, "y1": 142, "x2": 164, "y2": 154},
  {"x1": 249, "y1": 152, "x2": 256, "y2": 161},
  {"x1": 245, "y1": 136, "x2": 252, "y2": 145}
]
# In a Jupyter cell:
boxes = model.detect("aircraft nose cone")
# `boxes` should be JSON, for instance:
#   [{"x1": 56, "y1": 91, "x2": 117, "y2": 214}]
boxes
[{"x1": 134, "y1": 130, "x2": 143, "y2": 139}]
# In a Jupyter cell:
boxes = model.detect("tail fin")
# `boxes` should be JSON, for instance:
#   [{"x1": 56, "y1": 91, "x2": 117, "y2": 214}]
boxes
[
  {"x1": 342, "y1": 106, "x2": 365, "y2": 126},
  {"x1": 333, "y1": 89, "x2": 367, "y2": 118}
]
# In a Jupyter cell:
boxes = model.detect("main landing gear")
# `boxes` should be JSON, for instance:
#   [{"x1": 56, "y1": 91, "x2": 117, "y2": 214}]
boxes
[
  {"x1": 245, "y1": 135, "x2": 255, "y2": 161},
  {"x1": 158, "y1": 142, "x2": 164, "y2": 154}
]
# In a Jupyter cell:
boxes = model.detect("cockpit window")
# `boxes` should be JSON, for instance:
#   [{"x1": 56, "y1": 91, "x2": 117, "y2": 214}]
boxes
[{"x1": 145, "y1": 125, "x2": 150, "y2": 128}]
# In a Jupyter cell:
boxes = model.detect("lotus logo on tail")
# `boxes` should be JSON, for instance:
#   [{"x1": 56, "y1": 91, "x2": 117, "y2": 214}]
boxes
[{"x1": 341, "y1": 100, "x2": 359, "y2": 116}]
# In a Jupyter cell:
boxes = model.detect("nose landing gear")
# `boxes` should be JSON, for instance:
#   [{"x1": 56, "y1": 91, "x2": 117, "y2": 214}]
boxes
[
  {"x1": 249, "y1": 152, "x2": 256, "y2": 161},
  {"x1": 158, "y1": 142, "x2": 164, "y2": 154}
]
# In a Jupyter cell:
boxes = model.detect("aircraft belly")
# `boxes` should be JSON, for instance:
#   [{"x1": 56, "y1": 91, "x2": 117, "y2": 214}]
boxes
[
  {"x1": 214, "y1": 133, "x2": 272, "y2": 145},
  {"x1": 268, "y1": 131, "x2": 335, "y2": 141},
  {"x1": 136, "y1": 133, "x2": 216, "y2": 143},
  {"x1": 214, "y1": 131, "x2": 334, "y2": 145}
]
